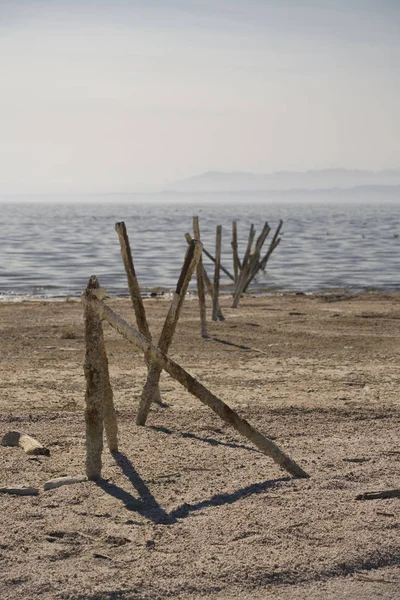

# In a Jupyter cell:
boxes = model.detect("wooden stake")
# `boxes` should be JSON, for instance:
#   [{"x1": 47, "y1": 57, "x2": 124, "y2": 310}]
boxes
[
  {"x1": 115, "y1": 221, "x2": 163, "y2": 406},
  {"x1": 185, "y1": 233, "x2": 224, "y2": 320},
  {"x1": 84, "y1": 276, "x2": 118, "y2": 480},
  {"x1": 212, "y1": 225, "x2": 222, "y2": 321},
  {"x1": 231, "y1": 221, "x2": 241, "y2": 283},
  {"x1": 94, "y1": 298, "x2": 309, "y2": 479},
  {"x1": 193, "y1": 216, "x2": 208, "y2": 338},
  {"x1": 2, "y1": 431, "x2": 50, "y2": 456},
  {"x1": 260, "y1": 220, "x2": 283, "y2": 271},
  {"x1": 136, "y1": 240, "x2": 203, "y2": 426}
]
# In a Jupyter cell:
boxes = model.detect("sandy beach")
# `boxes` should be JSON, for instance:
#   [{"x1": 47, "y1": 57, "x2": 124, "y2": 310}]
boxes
[{"x1": 0, "y1": 291, "x2": 399, "y2": 599}]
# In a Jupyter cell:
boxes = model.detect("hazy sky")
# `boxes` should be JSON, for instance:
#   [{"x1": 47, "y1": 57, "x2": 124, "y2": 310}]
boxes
[{"x1": 1, "y1": 0, "x2": 399, "y2": 193}]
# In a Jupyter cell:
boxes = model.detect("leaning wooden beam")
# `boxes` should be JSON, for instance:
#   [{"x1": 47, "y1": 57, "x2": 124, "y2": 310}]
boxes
[
  {"x1": 115, "y1": 221, "x2": 163, "y2": 406},
  {"x1": 136, "y1": 240, "x2": 203, "y2": 426},
  {"x1": 231, "y1": 221, "x2": 241, "y2": 283},
  {"x1": 94, "y1": 298, "x2": 309, "y2": 479},
  {"x1": 260, "y1": 219, "x2": 283, "y2": 271},
  {"x1": 84, "y1": 276, "x2": 118, "y2": 480},
  {"x1": 212, "y1": 225, "x2": 222, "y2": 321},
  {"x1": 193, "y1": 217, "x2": 208, "y2": 338},
  {"x1": 185, "y1": 233, "x2": 224, "y2": 321},
  {"x1": 202, "y1": 246, "x2": 235, "y2": 282},
  {"x1": 1, "y1": 431, "x2": 50, "y2": 456}
]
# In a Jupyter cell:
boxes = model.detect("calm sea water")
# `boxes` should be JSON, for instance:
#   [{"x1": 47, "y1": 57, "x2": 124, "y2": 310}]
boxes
[{"x1": 1, "y1": 198, "x2": 399, "y2": 299}]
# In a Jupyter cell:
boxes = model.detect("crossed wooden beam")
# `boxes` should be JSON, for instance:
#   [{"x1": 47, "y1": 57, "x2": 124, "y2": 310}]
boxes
[{"x1": 83, "y1": 225, "x2": 308, "y2": 483}]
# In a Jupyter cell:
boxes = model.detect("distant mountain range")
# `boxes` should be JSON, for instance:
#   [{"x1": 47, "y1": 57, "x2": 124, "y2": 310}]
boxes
[{"x1": 163, "y1": 169, "x2": 400, "y2": 193}]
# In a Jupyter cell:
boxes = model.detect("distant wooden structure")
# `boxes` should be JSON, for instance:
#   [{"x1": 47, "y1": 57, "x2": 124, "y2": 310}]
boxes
[{"x1": 188, "y1": 217, "x2": 283, "y2": 323}]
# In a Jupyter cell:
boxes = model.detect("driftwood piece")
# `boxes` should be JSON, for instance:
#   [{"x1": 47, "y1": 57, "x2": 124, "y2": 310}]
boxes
[
  {"x1": 185, "y1": 233, "x2": 224, "y2": 320},
  {"x1": 43, "y1": 476, "x2": 87, "y2": 491},
  {"x1": 212, "y1": 225, "x2": 222, "y2": 321},
  {"x1": 95, "y1": 298, "x2": 309, "y2": 479},
  {"x1": 0, "y1": 485, "x2": 39, "y2": 496},
  {"x1": 84, "y1": 276, "x2": 118, "y2": 480},
  {"x1": 260, "y1": 219, "x2": 283, "y2": 271},
  {"x1": 356, "y1": 489, "x2": 400, "y2": 501},
  {"x1": 136, "y1": 240, "x2": 203, "y2": 425},
  {"x1": 231, "y1": 220, "x2": 240, "y2": 283},
  {"x1": 193, "y1": 217, "x2": 208, "y2": 338},
  {"x1": 1, "y1": 431, "x2": 50, "y2": 456},
  {"x1": 115, "y1": 221, "x2": 163, "y2": 406}
]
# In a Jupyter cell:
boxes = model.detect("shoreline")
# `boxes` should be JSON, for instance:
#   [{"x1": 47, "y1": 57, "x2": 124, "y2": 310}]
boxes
[{"x1": 0, "y1": 286, "x2": 397, "y2": 304}]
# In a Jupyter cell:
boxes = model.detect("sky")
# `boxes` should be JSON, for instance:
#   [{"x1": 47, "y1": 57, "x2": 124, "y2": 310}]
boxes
[{"x1": 0, "y1": 0, "x2": 399, "y2": 193}]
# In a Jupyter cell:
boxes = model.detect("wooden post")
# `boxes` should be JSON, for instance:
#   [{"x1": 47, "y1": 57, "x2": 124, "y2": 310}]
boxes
[
  {"x1": 115, "y1": 221, "x2": 163, "y2": 406},
  {"x1": 212, "y1": 225, "x2": 222, "y2": 321},
  {"x1": 260, "y1": 220, "x2": 283, "y2": 271},
  {"x1": 94, "y1": 298, "x2": 309, "y2": 479},
  {"x1": 136, "y1": 240, "x2": 203, "y2": 426},
  {"x1": 231, "y1": 221, "x2": 240, "y2": 283},
  {"x1": 84, "y1": 276, "x2": 118, "y2": 480},
  {"x1": 193, "y1": 216, "x2": 208, "y2": 338},
  {"x1": 185, "y1": 233, "x2": 224, "y2": 321}
]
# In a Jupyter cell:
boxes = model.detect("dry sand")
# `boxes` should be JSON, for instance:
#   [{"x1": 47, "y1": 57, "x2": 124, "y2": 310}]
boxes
[{"x1": 0, "y1": 292, "x2": 399, "y2": 599}]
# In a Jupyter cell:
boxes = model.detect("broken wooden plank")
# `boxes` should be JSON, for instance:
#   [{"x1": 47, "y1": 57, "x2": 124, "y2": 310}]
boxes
[
  {"x1": 94, "y1": 297, "x2": 309, "y2": 479},
  {"x1": 1, "y1": 431, "x2": 50, "y2": 456}
]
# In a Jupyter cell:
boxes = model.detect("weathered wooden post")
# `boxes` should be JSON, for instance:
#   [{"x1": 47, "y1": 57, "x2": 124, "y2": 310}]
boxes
[
  {"x1": 231, "y1": 221, "x2": 240, "y2": 283},
  {"x1": 83, "y1": 276, "x2": 118, "y2": 480},
  {"x1": 193, "y1": 216, "x2": 208, "y2": 338},
  {"x1": 115, "y1": 221, "x2": 163, "y2": 405},
  {"x1": 212, "y1": 225, "x2": 222, "y2": 321},
  {"x1": 136, "y1": 240, "x2": 203, "y2": 426},
  {"x1": 185, "y1": 232, "x2": 224, "y2": 321}
]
